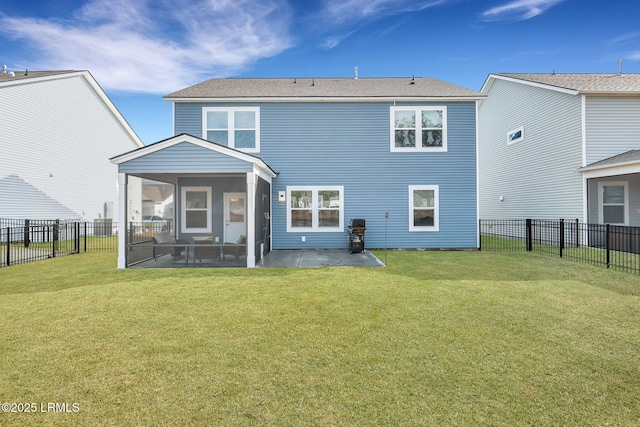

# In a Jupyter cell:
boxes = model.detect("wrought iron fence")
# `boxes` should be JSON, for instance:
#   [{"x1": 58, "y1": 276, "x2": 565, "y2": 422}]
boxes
[
  {"x1": 0, "y1": 219, "x2": 118, "y2": 267},
  {"x1": 480, "y1": 219, "x2": 640, "y2": 275}
]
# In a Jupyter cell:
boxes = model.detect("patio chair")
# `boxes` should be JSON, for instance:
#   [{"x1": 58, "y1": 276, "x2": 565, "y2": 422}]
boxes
[
  {"x1": 152, "y1": 231, "x2": 188, "y2": 261},
  {"x1": 223, "y1": 235, "x2": 246, "y2": 262},
  {"x1": 194, "y1": 240, "x2": 221, "y2": 264}
]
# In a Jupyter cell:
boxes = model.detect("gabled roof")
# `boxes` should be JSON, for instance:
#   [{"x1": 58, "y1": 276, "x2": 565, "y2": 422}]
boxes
[
  {"x1": 579, "y1": 149, "x2": 640, "y2": 172},
  {"x1": 0, "y1": 69, "x2": 144, "y2": 147},
  {"x1": 165, "y1": 77, "x2": 483, "y2": 101},
  {"x1": 0, "y1": 174, "x2": 81, "y2": 220},
  {"x1": 0, "y1": 69, "x2": 77, "y2": 83},
  {"x1": 482, "y1": 73, "x2": 640, "y2": 95},
  {"x1": 110, "y1": 133, "x2": 277, "y2": 178}
]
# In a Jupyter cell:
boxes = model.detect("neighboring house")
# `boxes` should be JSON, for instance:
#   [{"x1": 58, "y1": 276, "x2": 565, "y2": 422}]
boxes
[
  {"x1": 478, "y1": 73, "x2": 640, "y2": 226},
  {"x1": 0, "y1": 68, "x2": 144, "y2": 222},
  {"x1": 111, "y1": 77, "x2": 483, "y2": 268}
]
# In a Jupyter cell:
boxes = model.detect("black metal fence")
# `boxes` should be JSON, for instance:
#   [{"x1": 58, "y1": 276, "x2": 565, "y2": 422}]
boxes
[
  {"x1": 480, "y1": 219, "x2": 640, "y2": 274},
  {"x1": 0, "y1": 219, "x2": 117, "y2": 267}
]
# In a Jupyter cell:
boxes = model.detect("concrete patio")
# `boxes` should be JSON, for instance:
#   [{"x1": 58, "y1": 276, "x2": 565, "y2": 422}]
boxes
[{"x1": 257, "y1": 249, "x2": 385, "y2": 268}]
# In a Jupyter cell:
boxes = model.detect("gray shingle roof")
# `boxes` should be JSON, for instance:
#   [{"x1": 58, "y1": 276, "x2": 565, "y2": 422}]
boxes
[
  {"x1": 580, "y1": 150, "x2": 640, "y2": 171},
  {"x1": 495, "y1": 73, "x2": 640, "y2": 93},
  {"x1": 0, "y1": 70, "x2": 79, "y2": 83},
  {"x1": 165, "y1": 77, "x2": 482, "y2": 99}
]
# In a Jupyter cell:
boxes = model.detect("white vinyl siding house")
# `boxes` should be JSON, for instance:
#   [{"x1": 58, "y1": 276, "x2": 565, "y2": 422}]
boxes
[
  {"x1": 584, "y1": 97, "x2": 640, "y2": 165},
  {"x1": 479, "y1": 73, "x2": 640, "y2": 226},
  {"x1": 0, "y1": 70, "x2": 143, "y2": 222}
]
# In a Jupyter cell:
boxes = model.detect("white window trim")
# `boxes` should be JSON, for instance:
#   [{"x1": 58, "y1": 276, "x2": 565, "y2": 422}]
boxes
[
  {"x1": 202, "y1": 106, "x2": 260, "y2": 153},
  {"x1": 390, "y1": 106, "x2": 447, "y2": 152},
  {"x1": 181, "y1": 186, "x2": 212, "y2": 233},
  {"x1": 598, "y1": 181, "x2": 628, "y2": 226},
  {"x1": 409, "y1": 185, "x2": 439, "y2": 231},
  {"x1": 507, "y1": 126, "x2": 524, "y2": 145},
  {"x1": 286, "y1": 186, "x2": 344, "y2": 232}
]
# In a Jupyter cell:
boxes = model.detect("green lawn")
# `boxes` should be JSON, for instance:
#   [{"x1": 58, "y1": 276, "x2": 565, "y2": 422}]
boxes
[{"x1": 1, "y1": 251, "x2": 639, "y2": 426}]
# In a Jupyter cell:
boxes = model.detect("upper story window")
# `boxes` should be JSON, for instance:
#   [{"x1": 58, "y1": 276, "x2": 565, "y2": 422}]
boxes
[
  {"x1": 507, "y1": 126, "x2": 524, "y2": 145},
  {"x1": 391, "y1": 106, "x2": 447, "y2": 152},
  {"x1": 287, "y1": 186, "x2": 344, "y2": 232},
  {"x1": 203, "y1": 107, "x2": 260, "y2": 153}
]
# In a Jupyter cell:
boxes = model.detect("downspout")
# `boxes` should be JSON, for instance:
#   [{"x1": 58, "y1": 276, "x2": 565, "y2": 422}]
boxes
[
  {"x1": 581, "y1": 94, "x2": 588, "y2": 223},
  {"x1": 117, "y1": 173, "x2": 127, "y2": 268}
]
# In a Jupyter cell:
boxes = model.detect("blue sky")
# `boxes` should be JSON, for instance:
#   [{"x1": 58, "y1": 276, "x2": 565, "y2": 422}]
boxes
[{"x1": 1, "y1": 0, "x2": 639, "y2": 144}]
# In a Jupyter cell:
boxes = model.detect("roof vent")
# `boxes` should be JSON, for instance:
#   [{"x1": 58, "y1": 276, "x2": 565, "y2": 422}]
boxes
[
  {"x1": 1, "y1": 65, "x2": 6, "y2": 73},
  {"x1": 619, "y1": 59, "x2": 623, "y2": 76},
  {"x1": 410, "y1": 76, "x2": 415, "y2": 85},
  {"x1": 9, "y1": 71, "x2": 15, "y2": 77},
  {"x1": 354, "y1": 66, "x2": 358, "y2": 80}
]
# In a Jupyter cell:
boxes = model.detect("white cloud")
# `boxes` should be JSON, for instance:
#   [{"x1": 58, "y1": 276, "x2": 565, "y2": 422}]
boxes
[
  {"x1": 322, "y1": 31, "x2": 356, "y2": 49},
  {"x1": 627, "y1": 52, "x2": 640, "y2": 61},
  {"x1": 321, "y1": 0, "x2": 448, "y2": 25},
  {"x1": 610, "y1": 31, "x2": 640, "y2": 45},
  {"x1": 0, "y1": 0, "x2": 292, "y2": 93},
  {"x1": 481, "y1": 0, "x2": 564, "y2": 21},
  {"x1": 317, "y1": 0, "x2": 449, "y2": 49}
]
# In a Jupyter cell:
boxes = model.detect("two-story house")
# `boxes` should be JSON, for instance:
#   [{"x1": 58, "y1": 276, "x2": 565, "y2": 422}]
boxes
[
  {"x1": 0, "y1": 68, "x2": 144, "y2": 223},
  {"x1": 111, "y1": 77, "x2": 483, "y2": 268},
  {"x1": 478, "y1": 73, "x2": 640, "y2": 227}
]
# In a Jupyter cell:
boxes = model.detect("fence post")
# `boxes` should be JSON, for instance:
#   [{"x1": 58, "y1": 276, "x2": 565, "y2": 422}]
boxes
[
  {"x1": 575, "y1": 219, "x2": 579, "y2": 248},
  {"x1": 526, "y1": 219, "x2": 532, "y2": 251},
  {"x1": 559, "y1": 219, "x2": 564, "y2": 258},
  {"x1": 52, "y1": 221, "x2": 58, "y2": 258},
  {"x1": 128, "y1": 223, "x2": 134, "y2": 253},
  {"x1": 478, "y1": 219, "x2": 482, "y2": 251},
  {"x1": 606, "y1": 224, "x2": 610, "y2": 268},
  {"x1": 84, "y1": 222, "x2": 88, "y2": 252},
  {"x1": 24, "y1": 219, "x2": 30, "y2": 248},
  {"x1": 6, "y1": 227, "x2": 10, "y2": 266}
]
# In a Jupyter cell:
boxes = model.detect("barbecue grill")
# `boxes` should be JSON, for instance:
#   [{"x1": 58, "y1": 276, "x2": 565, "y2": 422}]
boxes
[{"x1": 347, "y1": 218, "x2": 366, "y2": 253}]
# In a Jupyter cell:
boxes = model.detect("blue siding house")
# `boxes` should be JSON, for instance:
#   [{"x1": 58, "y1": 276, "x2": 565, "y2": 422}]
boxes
[{"x1": 111, "y1": 77, "x2": 483, "y2": 268}]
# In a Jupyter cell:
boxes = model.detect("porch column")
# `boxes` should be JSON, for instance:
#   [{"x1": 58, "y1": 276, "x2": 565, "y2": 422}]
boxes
[
  {"x1": 246, "y1": 171, "x2": 256, "y2": 268},
  {"x1": 117, "y1": 173, "x2": 127, "y2": 269}
]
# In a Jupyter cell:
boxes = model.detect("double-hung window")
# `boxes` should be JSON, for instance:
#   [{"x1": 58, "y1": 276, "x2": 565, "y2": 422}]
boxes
[
  {"x1": 287, "y1": 186, "x2": 344, "y2": 232},
  {"x1": 599, "y1": 182, "x2": 628, "y2": 225},
  {"x1": 203, "y1": 107, "x2": 260, "y2": 152},
  {"x1": 391, "y1": 106, "x2": 447, "y2": 152},
  {"x1": 181, "y1": 186, "x2": 212, "y2": 233},
  {"x1": 409, "y1": 185, "x2": 439, "y2": 231}
]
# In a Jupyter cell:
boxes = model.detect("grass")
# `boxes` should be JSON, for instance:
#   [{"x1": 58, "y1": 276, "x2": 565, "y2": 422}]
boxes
[
  {"x1": 482, "y1": 234, "x2": 640, "y2": 274},
  {"x1": 0, "y1": 251, "x2": 639, "y2": 426}
]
